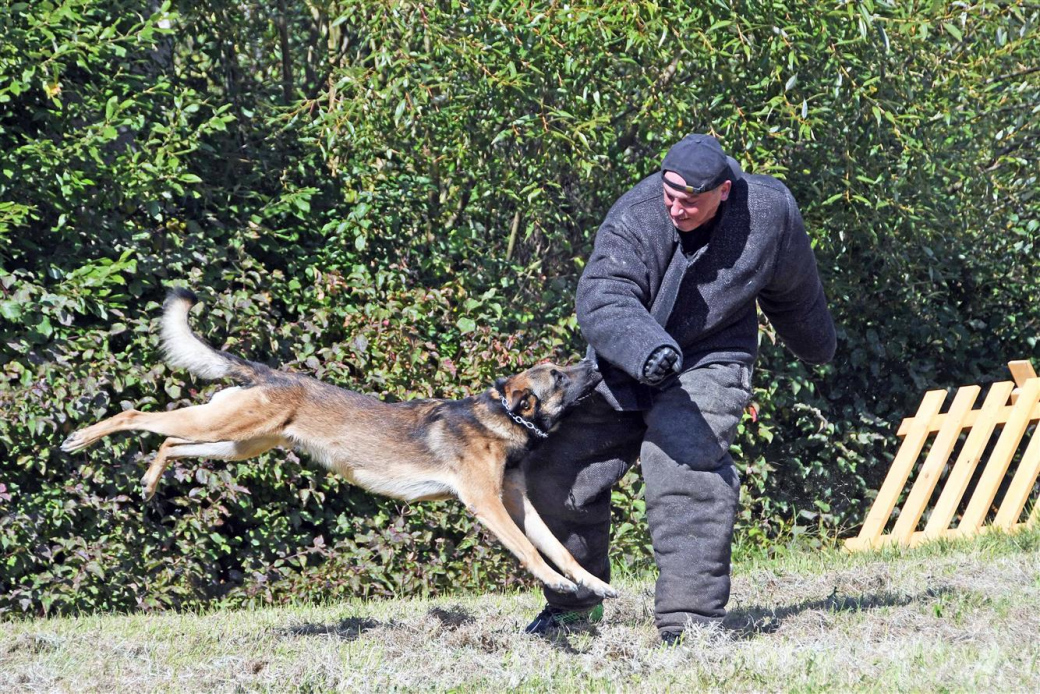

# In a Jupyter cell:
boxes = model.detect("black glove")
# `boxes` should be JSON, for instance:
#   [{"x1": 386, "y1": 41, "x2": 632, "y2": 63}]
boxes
[{"x1": 642, "y1": 346, "x2": 681, "y2": 385}]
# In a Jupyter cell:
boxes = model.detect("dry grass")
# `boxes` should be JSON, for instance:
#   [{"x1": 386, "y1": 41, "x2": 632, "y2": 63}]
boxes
[{"x1": 3, "y1": 527, "x2": 1039, "y2": 692}]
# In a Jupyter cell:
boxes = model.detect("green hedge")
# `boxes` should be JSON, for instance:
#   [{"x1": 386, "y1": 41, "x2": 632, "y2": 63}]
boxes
[{"x1": 1, "y1": 0, "x2": 1036, "y2": 615}]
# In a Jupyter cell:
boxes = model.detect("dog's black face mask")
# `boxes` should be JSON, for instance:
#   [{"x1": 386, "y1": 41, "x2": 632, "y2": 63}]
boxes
[{"x1": 496, "y1": 360, "x2": 602, "y2": 433}]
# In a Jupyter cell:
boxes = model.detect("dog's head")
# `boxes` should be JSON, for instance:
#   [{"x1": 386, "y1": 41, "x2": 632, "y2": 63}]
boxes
[{"x1": 493, "y1": 359, "x2": 602, "y2": 435}]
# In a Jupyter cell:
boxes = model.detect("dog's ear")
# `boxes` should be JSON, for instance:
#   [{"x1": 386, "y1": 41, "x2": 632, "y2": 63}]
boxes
[
  {"x1": 493, "y1": 377, "x2": 509, "y2": 396},
  {"x1": 501, "y1": 377, "x2": 536, "y2": 414}
]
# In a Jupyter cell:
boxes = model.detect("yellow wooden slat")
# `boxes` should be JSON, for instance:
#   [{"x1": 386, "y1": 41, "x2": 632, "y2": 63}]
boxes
[
  {"x1": 994, "y1": 388, "x2": 1040, "y2": 529},
  {"x1": 879, "y1": 527, "x2": 961, "y2": 549},
  {"x1": 958, "y1": 378, "x2": 1040, "y2": 535},
  {"x1": 843, "y1": 536, "x2": 868, "y2": 552},
  {"x1": 909, "y1": 528, "x2": 966, "y2": 548},
  {"x1": 1008, "y1": 361, "x2": 1037, "y2": 405},
  {"x1": 908, "y1": 528, "x2": 954, "y2": 548},
  {"x1": 869, "y1": 533, "x2": 900, "y2": 548},
  {"x1": 1028, "y1": 499, "x2": 1040, "y2": 528},
  {"x1": 993, "y1": 431, "x2": 1040, "y2": 528},
  {"x1": 853, "y1": 510, "x2": 1034, "y2": 552},
  {"x1": 896, "y1": 401, "x2": 1040, "y2": 436},
  {"x1": 849, "y1": 390, "x2": 947, "y2": 549},
  {"x1": 889, "y1": 386, "x2": 980, "y2": 545},
  {"x1": 922, "y1": 381, "x2": 1016, "y2": 541},
  {"x1": 1008, "y1": 361, "x2": 1038, "y2": 387},
  {"x1": 908, "y1": 521, "x2": 1035, "y2": 549}
]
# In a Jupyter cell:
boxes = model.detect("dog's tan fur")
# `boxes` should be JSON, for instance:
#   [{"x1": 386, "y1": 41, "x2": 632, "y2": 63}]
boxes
[{"x1": 62, "y1": 289, "x2": 615, "y2": 598}]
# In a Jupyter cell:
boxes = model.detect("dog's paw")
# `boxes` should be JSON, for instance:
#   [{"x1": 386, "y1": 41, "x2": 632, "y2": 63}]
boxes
[
  {"x1": 140, "y1": 472, "x2": 160, "y2": 501},
  {"x1": 546, "y1": 578, "x2": 579, "y2": 594},
  {"x1": 61, "y1": 430, "x2": 91, "y2": 453},
  {"x1": 574, "y1": 578, "x2": 619, "y2": 599},
  {"x1": 581, "y1": 578, "x2": 619, "y2": 599}
]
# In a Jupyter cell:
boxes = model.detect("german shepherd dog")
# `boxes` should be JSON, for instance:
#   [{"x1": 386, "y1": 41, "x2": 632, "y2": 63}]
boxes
[{"x1": 62, "y1": 288, "x2": 616, "y2": 598}]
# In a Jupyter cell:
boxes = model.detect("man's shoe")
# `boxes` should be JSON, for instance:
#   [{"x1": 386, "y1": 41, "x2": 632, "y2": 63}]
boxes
[
  {"x1": 660, "y1": 630, "x2": 685, "y2": 646},
  {"x1": 524, "y1": 604, "x2": 604, "y2": 634}
]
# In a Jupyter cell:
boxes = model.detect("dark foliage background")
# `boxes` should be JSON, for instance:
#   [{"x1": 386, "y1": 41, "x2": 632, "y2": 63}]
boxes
[{"x1": 1, "y1": 0, "x2": 1036, "y2": 615}]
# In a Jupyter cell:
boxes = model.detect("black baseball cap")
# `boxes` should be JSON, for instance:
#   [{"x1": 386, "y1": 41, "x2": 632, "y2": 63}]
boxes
[{"x1": 661, "y1": 134, "x2": 733, "y2": 194}]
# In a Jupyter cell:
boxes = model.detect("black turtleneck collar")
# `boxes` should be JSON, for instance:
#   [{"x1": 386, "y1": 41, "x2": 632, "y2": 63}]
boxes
[{"x1": 677, "y1": 200, "x2": 726, "y2": 257}]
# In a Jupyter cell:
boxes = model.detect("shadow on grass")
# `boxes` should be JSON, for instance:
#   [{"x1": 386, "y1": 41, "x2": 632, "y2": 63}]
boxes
[
  {"x1": 527, "y1": 623, "x2": 601, "y2": 655},
  {"x1": 539, "y1": 630, "x2": 599, "y2": 655},
  {"x1": 724, "y1": 586, "x2": 954, "y2": 640},
  {"x1": 278, "y1": 605, "x2": 478, "y2": 642},
  {"x1": 279, "y1": 617, "x2": 383, "y2": 641},
  {"x1": 428, "y1": 605, "x2": 476, "y2": 630}
]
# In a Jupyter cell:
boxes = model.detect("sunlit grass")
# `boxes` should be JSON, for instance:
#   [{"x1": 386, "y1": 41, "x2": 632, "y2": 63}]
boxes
[{"x1": 3, "y1": 525, "x2": 1038, "y2": 692}]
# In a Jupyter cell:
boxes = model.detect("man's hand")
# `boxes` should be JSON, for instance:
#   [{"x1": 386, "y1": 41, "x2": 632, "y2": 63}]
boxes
[{"x1": 642, "y1": 346, "x2": 681, "y2": 385}]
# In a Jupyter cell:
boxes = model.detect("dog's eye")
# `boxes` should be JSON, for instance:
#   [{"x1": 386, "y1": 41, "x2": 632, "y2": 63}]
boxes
[
  {"x1": 551, "y1": 369, "x2": 563, "y2": 383},
  {"x1": 520, "y1": 397, "x2": 531, "y2": 411}
]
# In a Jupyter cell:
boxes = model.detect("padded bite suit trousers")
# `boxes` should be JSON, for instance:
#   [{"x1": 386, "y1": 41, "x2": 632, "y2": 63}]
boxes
[{"x1": 523, "y1": 362, "x2": 752, "y2": 632}]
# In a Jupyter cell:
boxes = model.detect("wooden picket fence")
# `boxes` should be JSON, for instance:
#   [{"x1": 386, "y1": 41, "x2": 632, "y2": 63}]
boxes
[{"x1": 845, "y1": 360, "x2": 1040, "y2": 552}]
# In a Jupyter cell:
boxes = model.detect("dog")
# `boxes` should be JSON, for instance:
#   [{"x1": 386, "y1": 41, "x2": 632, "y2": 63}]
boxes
[{"x1": 62, "y1": 288, "x2": 616, "y2": 598}]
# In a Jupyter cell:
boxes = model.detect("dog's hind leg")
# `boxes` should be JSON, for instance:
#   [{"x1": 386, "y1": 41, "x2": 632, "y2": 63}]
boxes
[
  {"x1": 141, "y1": 437, "x2": 191, "y2": 500},
  {"x1": 502, "y1": 468, "x2": 618, "y2": 599},
  {"x1": 61, "y1": 387, "x2": 284, "y2": 453},
  {"x1": 456, "y1": 483, "x2": 579, "y2": 596},
  {"x1": 141, "y1": 435, "x2": 284, "y2": 500}
]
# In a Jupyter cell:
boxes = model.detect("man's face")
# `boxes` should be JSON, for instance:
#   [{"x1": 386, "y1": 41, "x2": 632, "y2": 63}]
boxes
[{"x1": 662, "y1": 171, "x2": 731, "y2": 232}]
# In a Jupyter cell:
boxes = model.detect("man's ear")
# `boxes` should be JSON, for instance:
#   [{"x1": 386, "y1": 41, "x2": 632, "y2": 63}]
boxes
[{"x1": 719, "y1": 179, "x2": 732, "y2": 201}]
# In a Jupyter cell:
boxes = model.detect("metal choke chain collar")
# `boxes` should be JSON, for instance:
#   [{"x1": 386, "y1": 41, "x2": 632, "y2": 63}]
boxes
[{"x1": 500, "y1": 397, "x2": 549, "y2": 439}]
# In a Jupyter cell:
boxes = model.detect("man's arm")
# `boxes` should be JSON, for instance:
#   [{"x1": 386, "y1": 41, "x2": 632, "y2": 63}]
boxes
[
  {"x1": 757, "y1": 190, "x2": 837, "y2": 365},
  {"x1": 576, "y1": 221, "x2": 682, "y2": 382}
]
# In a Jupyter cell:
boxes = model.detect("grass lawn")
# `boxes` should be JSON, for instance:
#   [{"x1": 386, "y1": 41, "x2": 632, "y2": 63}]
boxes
[{"x1": 3, "y1": 527, "x2": 1039, "y2": 692}]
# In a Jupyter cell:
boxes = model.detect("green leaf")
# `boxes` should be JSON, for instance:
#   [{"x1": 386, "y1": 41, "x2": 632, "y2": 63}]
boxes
[{"x1": 0, "y1": 300, "x2": 22, "y2": 321}]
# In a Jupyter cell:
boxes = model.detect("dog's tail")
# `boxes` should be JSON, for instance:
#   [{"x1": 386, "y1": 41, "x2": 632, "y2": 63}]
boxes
[{"x1": 161, "y1": 288, "x2": 269, "y2": 384}]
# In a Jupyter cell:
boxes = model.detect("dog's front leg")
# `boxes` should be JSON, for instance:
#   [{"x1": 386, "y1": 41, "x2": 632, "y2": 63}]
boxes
[
  {"x1": 502, "y1": 469, "x2": 618, "y2": 599},
  {"x1": 457, "y1": 486, "x2": 579, "y2": 595}
]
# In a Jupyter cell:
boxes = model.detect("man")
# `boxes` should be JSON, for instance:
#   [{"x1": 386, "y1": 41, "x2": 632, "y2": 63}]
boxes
[{"x1": 523, "y1": 133, "x2": 836, "y2": 643}]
